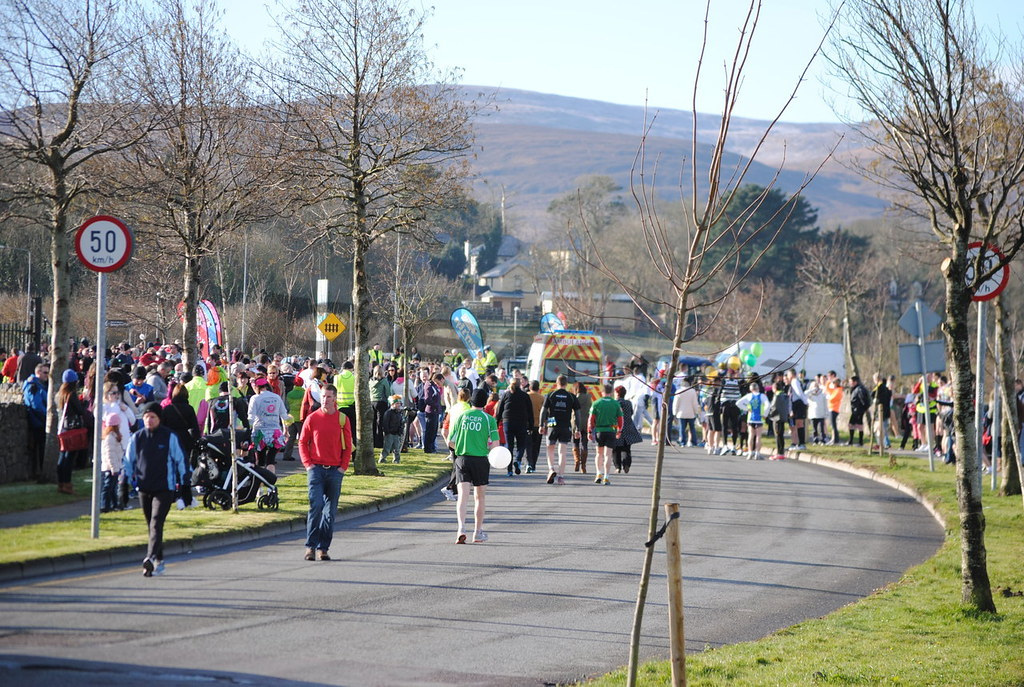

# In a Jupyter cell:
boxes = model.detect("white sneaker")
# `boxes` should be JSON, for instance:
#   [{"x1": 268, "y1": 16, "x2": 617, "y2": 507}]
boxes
[
  {"x1": 440, "y1": 487, "x2": 457, "y2": 501},
  {"x1": 175, "y1": 498, "x2": 185, "y2": 510},
  {"x1": 473, "y1": 531, "x2": 488, "y2": 543}
]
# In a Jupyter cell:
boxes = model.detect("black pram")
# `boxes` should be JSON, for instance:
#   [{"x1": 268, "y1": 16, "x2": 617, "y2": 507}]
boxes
[{"x1": 193, "y1": 428, "x2": 279, "y2": 511}]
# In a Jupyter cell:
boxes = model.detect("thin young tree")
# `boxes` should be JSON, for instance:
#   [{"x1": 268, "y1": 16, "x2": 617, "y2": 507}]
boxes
[
  {"x1": 0, "y1": 0, "x2": 149, "y2": 481},
  {"x1": 828, "y1": 0, "x2": 1024, "y2": 613},
  {"x1": 569, "y1": 3, "x2": 836, "y2": 682},
  {"x1": 798, "y1": 230, "x2": 875, "y2": 380},
  {"x1": 370, "y1": 235, "x2": 460, "y2": 403},
  {"x1": 260, "y1": 0, "x2": 479, "y2": 475}
]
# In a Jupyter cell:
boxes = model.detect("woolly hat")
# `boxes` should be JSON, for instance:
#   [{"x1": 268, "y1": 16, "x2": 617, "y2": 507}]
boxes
[{"x1": 62, "y1": 369, "x2": 78, "y2": 384}]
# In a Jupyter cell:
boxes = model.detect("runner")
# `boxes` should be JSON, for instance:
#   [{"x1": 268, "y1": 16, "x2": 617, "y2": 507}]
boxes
[
  {"x1": 539, "y1": 375, "x2": 581, "y2": 486},
  {"x1": 588, "y1": 383, "x2": 623, "y2": 484},
  {"x1": 447, "y1": 389, "x2": 499, "y2": 544}
]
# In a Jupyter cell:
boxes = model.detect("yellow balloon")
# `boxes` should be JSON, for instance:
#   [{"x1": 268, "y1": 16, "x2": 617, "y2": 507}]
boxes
[{"x1": 727, "y1": 355, "x2": 742, "y2": 371}]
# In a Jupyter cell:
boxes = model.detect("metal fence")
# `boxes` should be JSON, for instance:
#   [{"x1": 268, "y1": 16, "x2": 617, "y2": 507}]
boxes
[{"x1": 0, "y1": 322, "x2": 31, "y2": 354}]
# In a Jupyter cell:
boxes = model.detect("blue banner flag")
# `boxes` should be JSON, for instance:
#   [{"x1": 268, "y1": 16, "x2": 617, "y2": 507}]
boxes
[
  {"x1": 540, "y1": 312, "x2": 564, "y2": 333},
  {"x1": 450, "y1": 308, "x2": 484, "y2": 359}
]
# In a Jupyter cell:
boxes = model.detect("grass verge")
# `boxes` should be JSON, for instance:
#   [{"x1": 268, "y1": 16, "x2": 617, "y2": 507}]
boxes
[
  {"x1": 586, "y1": 446, "x2": 1024, "y2": 686},
  {"x1": 0, "y1": 470, "x2": 95, "y2": 515},
  {"x1": 0, "y1": 451, "x2": 449, "y2": 566}
]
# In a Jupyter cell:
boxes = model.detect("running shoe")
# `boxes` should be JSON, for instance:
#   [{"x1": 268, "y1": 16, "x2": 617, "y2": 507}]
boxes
[
  {"x1": 513, "y1": 462, "x2": 521, "y2": 475},
  {"x1": 456, "y1": 533, "x2": 467, "y2": 544},
  {"x1": 473, "y1": 531, "x2": 488, "y2": 543},
  {"x1": 546, "y1": 471, "x2": 556, "y2": 484},
  {"x1": 602, "y1": 477, "x2": 610, "y2": 485},
  {"x1": 770, "y1": 454, "x2": 787, "y2": 460},
  {"x1": 594, "y1": 474, "x2": 602, "y2": 484},
  {"x1": 526, "y1": 466, "x2": 535, "y2": 474},
  {"x1": 142, "y1": 558, "x2": 154, "y2": 577},
  {"x1": 153, "y1": 560, "x2": 165, "y2": 576},
  {"x1": 556, "y1": 475, "x2": 565, "y2": 485},
  {"x1": 304, "y1": 548, "x2": 315, "y2": 561},
  {"x1": 440, "y1": 487, "x2": 457, "y2": 501}
]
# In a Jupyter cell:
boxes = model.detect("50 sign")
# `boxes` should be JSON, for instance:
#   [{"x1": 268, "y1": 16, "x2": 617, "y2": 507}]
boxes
[{"x1": 75, "y1": 215, "x2": 134, "y2": 273}]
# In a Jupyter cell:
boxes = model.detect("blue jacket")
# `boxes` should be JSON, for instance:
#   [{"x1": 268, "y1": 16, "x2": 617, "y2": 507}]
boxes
[
  {"x1": 22, "y1": 375, "x2": 47, "y2": 429},
  {"x1": 124, "y1": 425, "x2": 187, "y2": 493}
]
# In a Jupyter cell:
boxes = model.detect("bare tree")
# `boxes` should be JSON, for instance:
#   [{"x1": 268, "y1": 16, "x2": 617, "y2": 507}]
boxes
[
  {"x1": 0, "y1": 0, "x2": 147, "y2": 480},
  {"x1": 371, "y1": 237, "x2": 460, "y2": 402},
  {"x1": 828, "y1": 0, "x2": 1024, "y2": 613},
  {"x1": 261, "y1": 0, "x2": 479, "y2": 474},
  {"x1": 110, "y1": 0, "x2": 282, "y2": 368},
  {"x1": 798, "y1": 230, "x2": 875, "y2": 379},
  {"x1": 567, "y1": 3, "x2": 836, "y2": 682}
]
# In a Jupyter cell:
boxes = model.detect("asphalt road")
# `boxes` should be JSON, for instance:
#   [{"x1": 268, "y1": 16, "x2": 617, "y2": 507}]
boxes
[{"x1": 0, "y1": 444, "x2": 944, "y2": 687}]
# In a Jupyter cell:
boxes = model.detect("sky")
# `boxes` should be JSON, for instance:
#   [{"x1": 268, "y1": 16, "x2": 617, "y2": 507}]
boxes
[{"x1": 225, "y1": 0, "x2": 1021, "y2": 124}]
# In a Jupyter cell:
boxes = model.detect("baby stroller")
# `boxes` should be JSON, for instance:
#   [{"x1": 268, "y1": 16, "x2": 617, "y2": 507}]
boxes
[{"x1": 194, "y1": 429, "x2": 280, "y2": 511}]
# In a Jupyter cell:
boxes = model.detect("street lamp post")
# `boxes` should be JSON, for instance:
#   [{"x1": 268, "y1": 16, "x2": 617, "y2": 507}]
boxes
[
  {"x1": 0, "y1": 244, "x2": 31, "y2": 329},
  {"x1": 513, "y1": 305, "x2": 520, "y2": 357}
]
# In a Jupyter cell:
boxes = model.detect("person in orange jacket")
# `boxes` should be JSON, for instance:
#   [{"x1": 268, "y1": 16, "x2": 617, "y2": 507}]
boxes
[{"x1": 824, "y1": 370, "x2": 844, "y2": 444}]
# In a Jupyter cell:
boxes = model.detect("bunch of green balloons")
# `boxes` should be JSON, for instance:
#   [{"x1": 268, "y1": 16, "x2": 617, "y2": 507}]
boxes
[{"x1": 737, "y1": 342, "x2": 763, "y2": 368}]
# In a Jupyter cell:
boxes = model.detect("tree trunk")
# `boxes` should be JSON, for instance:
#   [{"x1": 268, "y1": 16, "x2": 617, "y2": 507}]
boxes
[
  {"x1": 351, "y1": 235, "x2": 378, "y2": 475},
  {"x1": 842, "y1": 297, "x2": 860, "y2": 381},
  {"x1": 627, "y1": 289, "x2": 688, "y2": 687},
  {"x1": 42, "y1": 188, "x2": 73, "y2": 483},
  {"x1": 182, "y1": 253, "x2": 201, "y2": 370},
  {"x1": 943, "y1": 256, "x2": 996, "y2": 613},
  {"x1": 994, "y1": 296, "x2": 1022, "y2": 500}
]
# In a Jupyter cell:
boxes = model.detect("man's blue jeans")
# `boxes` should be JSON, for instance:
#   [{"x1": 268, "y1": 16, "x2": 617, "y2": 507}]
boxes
[
  {"x1": 678, "y1": 418, "x2": 698, "y2": 446},
  {"x1": 306, "y1": 465, "x2": 343, "y2": 552}
]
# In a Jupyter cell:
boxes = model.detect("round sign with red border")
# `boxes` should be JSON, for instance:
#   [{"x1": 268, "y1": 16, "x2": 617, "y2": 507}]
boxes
[
  {"x1": 965, "y1": 241, "x2": 1009, "y2": 302},
  {"x1": 75, "y1": 215, "x2": 134, "y2": 273}
]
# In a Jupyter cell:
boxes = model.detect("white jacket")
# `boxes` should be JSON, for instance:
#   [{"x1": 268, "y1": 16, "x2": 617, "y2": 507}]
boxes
[
  {"x1": 807, "y1": 384, "x2": 827, "y2": 419},
  {"x1": 672, "y1": 385, "x2": 702, "y2": 419}
]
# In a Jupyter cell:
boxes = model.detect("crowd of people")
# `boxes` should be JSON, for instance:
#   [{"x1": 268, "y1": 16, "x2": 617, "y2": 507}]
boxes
[{"x1": 5, "y1": 337, "x2": 1024, "y2": 559}]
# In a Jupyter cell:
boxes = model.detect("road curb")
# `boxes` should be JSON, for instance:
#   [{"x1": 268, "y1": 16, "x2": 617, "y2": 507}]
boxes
[
  {"x1": 789, "y1": 450, "x2": 949, "y2": 530},
  {"x1": 0, "y1": 473, "x2": 450, "y2": 584}
]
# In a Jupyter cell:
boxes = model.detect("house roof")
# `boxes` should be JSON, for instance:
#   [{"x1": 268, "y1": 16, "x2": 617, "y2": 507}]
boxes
[
  {"x1": 480, "y1": 289, "x2": 527, "y2": 300},
  {"x1": 480, "y1": 258, "x2": 529, "y2": 279}
]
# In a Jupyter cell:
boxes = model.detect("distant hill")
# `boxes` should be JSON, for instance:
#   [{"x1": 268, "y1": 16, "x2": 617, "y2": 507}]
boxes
[{"x1": 462, "y1": 87, "x2": 887, "y2": 236}]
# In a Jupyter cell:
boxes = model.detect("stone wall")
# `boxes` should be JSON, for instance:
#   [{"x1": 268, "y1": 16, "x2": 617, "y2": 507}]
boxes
[{"x1": 0, "y1": 401, "x2": 30, "y2": 484}]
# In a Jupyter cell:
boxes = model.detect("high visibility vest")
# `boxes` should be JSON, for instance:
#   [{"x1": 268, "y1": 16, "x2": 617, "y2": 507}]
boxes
[
  {"x1": 368, "y1": 349, "x2": 384, "y2": 367},
  {"x1": 335, "y1": 370, "x2": 356, "y2": 408}
]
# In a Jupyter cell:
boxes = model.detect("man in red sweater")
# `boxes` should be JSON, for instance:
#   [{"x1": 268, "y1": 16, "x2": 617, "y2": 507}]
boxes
[{"x1": 298, "y1": 384, "x2": 352, "y2": 561}]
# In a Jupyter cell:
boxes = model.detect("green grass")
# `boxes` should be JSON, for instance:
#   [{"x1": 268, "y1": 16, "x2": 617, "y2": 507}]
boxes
[
  {"x1": 0, "y1": 470, "x2": 95, "y2": 515},
  {"x1": 585, "y1": 447, "x2": 1024, "y2": 686},
  {"x1": 0, "y1": 451, "x2": 450, "y2": 566}
]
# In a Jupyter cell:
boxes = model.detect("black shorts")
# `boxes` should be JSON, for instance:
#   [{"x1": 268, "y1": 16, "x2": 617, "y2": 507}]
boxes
[
  {"x1": 595, "y1": 430, "x2": 618, "y2": 447},
  {"x1": 454, "y1": 455, "x2": 490, "y2": 487},
  {"x1": 547, "y1": 425, "x2": 573, "y2": 444},
  {"x1": 711, "y1": 409, "x2": 723, "y2": 432},
  {"x1": 849, "y1": 410, "x2": 866, "y2": 426},
  {"x1": 791, "y1": 399, "x2": 808, "y2": 420}
]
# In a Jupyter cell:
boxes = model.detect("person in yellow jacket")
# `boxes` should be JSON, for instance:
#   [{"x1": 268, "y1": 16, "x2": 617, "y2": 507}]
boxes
[
  {"x1": 368, "y1": 343, "x2": 384, "y2": 370},
  {"x1": 483, "y1": 345, "x2": 498, "y2": 372},
  {"x1": 473, "y1": 349, "x2": 488, "y2": 376},
  {"x1": 334, "y1": 360, "x2": 358, "y2": 444}
]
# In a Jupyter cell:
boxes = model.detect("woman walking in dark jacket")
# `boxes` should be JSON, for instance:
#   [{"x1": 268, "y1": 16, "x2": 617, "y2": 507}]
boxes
[{"x1": 160, "y1": 384, "x2": 200, "y2": 507}]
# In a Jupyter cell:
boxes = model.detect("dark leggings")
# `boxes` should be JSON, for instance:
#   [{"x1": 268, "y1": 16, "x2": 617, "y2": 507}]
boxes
[
  {"x1": 773, "y1": 420, "x2": 787, "y2": 455},
  {"x1": 140, "y1": 490, "x2": 175, "y2": 562},
  {"x1": 57, "y1": 450, "x2": 74, "y2": 484},
  {"x1": 723, "y1": 403, "x2": 741, "y2": 444},
  {"x1": 613, "y1": 444, "x2": 632, "y2": 471}
]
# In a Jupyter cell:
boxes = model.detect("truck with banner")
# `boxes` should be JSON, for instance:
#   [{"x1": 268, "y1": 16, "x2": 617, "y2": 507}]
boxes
[{"x1": 525, "y1": 331, "x2": 605, "y2": 398}]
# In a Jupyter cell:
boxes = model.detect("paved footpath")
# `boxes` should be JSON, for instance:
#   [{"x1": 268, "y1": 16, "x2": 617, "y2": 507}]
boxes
[{"x1": 0, "y1": 444, "x2": 944, "y2": 686}]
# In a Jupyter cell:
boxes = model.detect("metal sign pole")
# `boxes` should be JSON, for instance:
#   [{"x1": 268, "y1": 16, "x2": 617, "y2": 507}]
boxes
[
  {"x1": 90, "y1": 272, "x2": 107, "y2": 539},
  {"x1": 915, "y1": 301, "x2": 936, "y2": 471},
  {"x1": 975, "y1": 300, "x2": 987, "y2": 493}
]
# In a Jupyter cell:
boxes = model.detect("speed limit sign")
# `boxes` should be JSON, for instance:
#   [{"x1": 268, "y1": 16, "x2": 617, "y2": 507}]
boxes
[
  {"x1": 75, "y1": 215, "x2": 134, "y2": 273},
  {"x1": 965, "y1": 242, "x2": 1009, "y2": 302}
]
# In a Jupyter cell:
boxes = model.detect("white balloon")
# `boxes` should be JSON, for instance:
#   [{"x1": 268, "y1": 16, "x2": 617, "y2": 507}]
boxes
[{"x1": 487, "y1": 445, "x2": 512, "y2": 469}]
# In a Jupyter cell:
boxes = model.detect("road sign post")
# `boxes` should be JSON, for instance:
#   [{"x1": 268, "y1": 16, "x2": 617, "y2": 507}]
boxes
[
  {"x1": 966, "y1": 243, "x2": 1010, "y2": 491},
  {"x1": 898, "y1": 299, "x2": 944, "y2": 471},
  {"x1": 75, "y1": 216, "x2": 134, "y2": 539}
]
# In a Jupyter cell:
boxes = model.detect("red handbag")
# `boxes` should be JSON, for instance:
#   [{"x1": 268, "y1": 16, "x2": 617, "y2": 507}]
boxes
[{"x1": 58, "y1": 428, "x2": 89, "y2": 452}]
